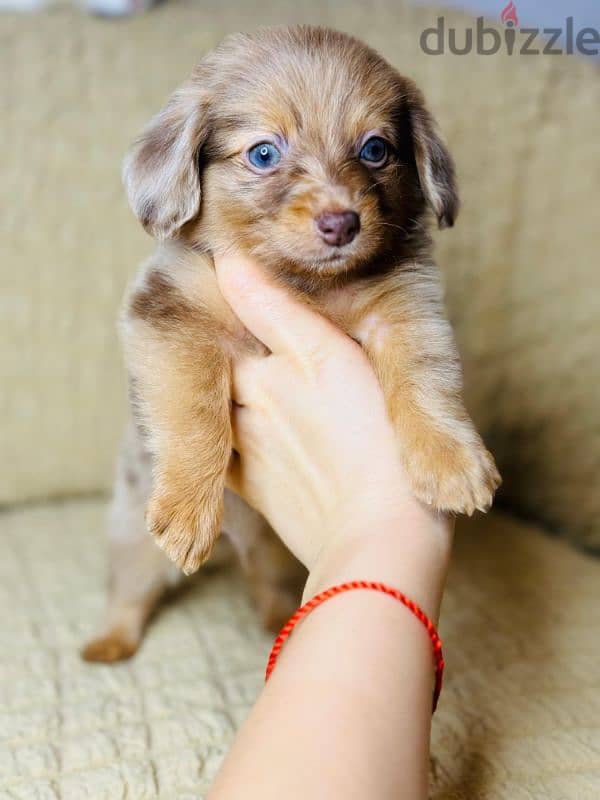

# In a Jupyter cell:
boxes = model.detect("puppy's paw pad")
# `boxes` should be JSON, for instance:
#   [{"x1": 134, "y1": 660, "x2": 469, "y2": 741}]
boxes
[
  {"x1": 81, "y1": 632, "x2": 138, "y2": 663},
  {"x1": 147, "y1": 491, "x2": 218, "y2": 575}
]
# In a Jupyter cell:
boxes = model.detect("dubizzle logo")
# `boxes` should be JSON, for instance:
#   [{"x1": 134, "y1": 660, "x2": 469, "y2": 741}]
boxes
[
  {"x1": 420, "y1": 3, "x2": 600, "y2": 57},
  {"x1": 500, "y1": 1, "x2": 519, "y2": 28}
]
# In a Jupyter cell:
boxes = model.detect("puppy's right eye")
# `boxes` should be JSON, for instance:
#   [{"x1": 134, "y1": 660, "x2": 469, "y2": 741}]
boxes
[{"x1": 246, "y1": 142, "x2": 281, "y2": 171}]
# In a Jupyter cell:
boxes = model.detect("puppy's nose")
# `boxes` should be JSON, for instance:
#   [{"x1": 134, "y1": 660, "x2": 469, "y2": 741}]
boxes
[{"x1": 315, "y1": 210, "x2": 360, "y2": 247}]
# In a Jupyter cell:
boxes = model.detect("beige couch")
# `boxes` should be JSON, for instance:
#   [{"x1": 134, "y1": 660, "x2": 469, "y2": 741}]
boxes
[{"x1": 1, "y1": 2, "x2": 599, "y2": 797}]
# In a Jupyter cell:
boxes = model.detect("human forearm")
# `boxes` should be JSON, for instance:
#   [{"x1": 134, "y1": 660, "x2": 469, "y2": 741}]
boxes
[
  {"x1": 209, "y1": 517, "x2": 451, "y2": 800},
  {"x1": 304, "y1": 505, "x2": 452, "y2": 617},
  {"x1": 210, "y1": 254, "x2": 454, "y2": 799}
]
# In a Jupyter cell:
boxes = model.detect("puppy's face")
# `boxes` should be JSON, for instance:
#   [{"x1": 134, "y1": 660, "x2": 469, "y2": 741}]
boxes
[{"x1": 125, "y1": 27, "x2": 458, "y2": 283}]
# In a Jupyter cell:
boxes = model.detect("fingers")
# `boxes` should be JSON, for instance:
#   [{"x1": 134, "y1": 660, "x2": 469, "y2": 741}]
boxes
[{"x1": 214, "y1": 251, "x2": 340, "y2": 358}]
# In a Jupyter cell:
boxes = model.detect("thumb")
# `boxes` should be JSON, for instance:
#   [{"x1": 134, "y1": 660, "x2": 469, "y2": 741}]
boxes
[{"x1": 214, "y1": 252, "x2": 339, "y2": 357}]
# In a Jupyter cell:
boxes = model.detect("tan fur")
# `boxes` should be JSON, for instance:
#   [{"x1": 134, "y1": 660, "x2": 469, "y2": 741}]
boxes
[
  {"x1": 82, "y1": 420, "x2": 183, "y2": 661},
  {"x1": 92, "y1": 25, "x2": 499, "y2": 651},
  {"x1": 329, "y1": 268, "x2": 498, "y2": 513},
  {"x1": 83, "y1": 419, "x2": 303, "y2": 661}
]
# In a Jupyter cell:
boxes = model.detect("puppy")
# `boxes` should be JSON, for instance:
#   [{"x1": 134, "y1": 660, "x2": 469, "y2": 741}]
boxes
[{"x1": 83, "y1": 26, "x2": 500, "y2": 662}]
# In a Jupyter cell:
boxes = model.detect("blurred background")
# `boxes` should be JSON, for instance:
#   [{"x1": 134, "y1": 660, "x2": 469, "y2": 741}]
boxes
[{"x1": 1, "y1": 2, "x2": 599, "y2": 798}]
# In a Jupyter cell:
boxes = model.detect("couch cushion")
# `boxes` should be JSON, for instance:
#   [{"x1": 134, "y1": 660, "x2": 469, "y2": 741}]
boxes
[
  {"x1": 1, "y1": 3, "x2": 599, "y2": 548},
  {"x1": 1, "y1": 499, "x2": 598, "y2": 798}
]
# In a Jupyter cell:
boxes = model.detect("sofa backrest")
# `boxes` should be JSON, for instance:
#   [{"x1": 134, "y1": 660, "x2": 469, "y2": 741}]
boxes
[{"x1": 2, "y1": 3, "x2": 598, "y2": 550}]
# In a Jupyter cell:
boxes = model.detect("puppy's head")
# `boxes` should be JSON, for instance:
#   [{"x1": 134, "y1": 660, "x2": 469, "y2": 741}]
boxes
[{"x1": 124, "y1": 26, "x2": 458, "y2": 281}]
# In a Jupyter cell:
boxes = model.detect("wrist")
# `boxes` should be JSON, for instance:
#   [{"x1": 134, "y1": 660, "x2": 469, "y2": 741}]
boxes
[{"x1": 304, "y1": 505, "x2": 453, "y2": 622}]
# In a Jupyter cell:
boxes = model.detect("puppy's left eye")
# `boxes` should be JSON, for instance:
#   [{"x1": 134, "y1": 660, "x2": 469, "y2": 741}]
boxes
[
  {"x1": 247, "y1": 142, "x2": 282, "y2": 171},
  {"x1": 359, "y1": 136, "x2": 388, "y2": 167}
]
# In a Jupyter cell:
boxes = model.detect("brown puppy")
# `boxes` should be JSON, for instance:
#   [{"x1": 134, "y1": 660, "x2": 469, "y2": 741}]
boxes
[{"x1": 83, "y1": 26, "x2": 499, "y2": 662}]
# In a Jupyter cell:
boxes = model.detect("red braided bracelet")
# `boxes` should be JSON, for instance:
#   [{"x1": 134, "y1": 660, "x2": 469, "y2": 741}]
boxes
[{"x1": 265, "y1": 580, "x2": 444, "y2": 713}]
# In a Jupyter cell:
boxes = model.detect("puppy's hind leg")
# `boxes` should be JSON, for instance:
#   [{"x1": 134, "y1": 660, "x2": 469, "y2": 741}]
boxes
[
  {"x1": 222, "y1": 491, "x2": 306, "y2": 634},
  {"x1": 82, "y1": 421, "x2": 181, "y2": 663}
]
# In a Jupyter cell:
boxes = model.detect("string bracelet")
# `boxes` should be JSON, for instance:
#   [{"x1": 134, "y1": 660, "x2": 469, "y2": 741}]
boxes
[{"x1": 265, "y1": 579, "x2": 444, "y2": 713}]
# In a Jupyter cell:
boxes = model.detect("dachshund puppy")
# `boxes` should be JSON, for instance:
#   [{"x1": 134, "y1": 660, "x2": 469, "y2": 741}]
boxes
[{"x1": 83, "y1": 26, "x2": 499, "y2": 662}]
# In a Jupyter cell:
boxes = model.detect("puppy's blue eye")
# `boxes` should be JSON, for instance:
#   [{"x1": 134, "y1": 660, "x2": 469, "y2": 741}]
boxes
[
  {"x1": 247, "y1": 142, "x2": 281, "y2": 170},
  {"x1": 359, "y1": 136, "x2": 388, "y2": 166}
]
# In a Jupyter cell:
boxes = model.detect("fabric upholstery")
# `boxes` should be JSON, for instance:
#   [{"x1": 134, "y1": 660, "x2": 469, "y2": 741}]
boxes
[{"x1": 1, "y1": 499, "x2": 598, "y2": 798}]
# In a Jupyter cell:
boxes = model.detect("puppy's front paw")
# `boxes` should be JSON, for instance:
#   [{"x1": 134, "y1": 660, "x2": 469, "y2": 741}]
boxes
[
  {"x1": 407, "y1": 432, "x2": 501, "y2": 515},
  {"x1": 147, "y1": 482, "x2": 222, "y2": 575}
]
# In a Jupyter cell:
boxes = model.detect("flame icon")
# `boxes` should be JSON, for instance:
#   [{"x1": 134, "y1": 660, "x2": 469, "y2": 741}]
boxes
[{"x1": 501, "y1": 1, "x2": 519, "y2": 27}]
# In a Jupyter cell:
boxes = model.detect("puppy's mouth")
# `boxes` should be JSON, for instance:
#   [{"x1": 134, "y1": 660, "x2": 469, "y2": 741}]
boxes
[
  {"x1": 253, "y1": 207, "x2": 373, "y2": 276},
  {"x1": 294, "y1": 229, "x2": 370, "y2": 274},
  {"x1": 296, "y1": 243, "x2": 361, "y2": 274},
  {"x1": 314, "y1": 250, "x2": 353, "y2": 266}
]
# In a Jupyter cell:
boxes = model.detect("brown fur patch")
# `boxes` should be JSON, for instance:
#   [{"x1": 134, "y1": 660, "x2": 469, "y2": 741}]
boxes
[{"x1": 130, "y1": 270, "x2": 198, "y2": 329}]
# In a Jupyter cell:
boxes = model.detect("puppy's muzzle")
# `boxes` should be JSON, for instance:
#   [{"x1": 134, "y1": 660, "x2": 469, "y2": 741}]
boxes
[{"x1": 315, "y1": 210, "x2": 360, "y2": 247}]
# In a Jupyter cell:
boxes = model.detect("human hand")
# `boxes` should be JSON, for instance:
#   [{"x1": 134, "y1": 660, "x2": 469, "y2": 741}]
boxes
[{"x1": 215, "y1": 253, "x2": 453, "y2": 611}]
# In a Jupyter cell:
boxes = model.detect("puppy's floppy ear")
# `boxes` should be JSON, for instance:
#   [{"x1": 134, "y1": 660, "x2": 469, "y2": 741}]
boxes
[
  {"x1": 123, "y1": 81, "x2": 210, "y2": 240},
  {"x1": 403, "y1": 83, "x2": 459, "y2": 229}
]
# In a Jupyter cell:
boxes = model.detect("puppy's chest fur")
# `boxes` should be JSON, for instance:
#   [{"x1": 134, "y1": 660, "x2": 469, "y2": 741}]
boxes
[
  {"x1": 125, "y1": 237, "x2": 499, "y2": 580},
  {"x1": 130, "y1": 243, "x2": 392, "y2": 359}
]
